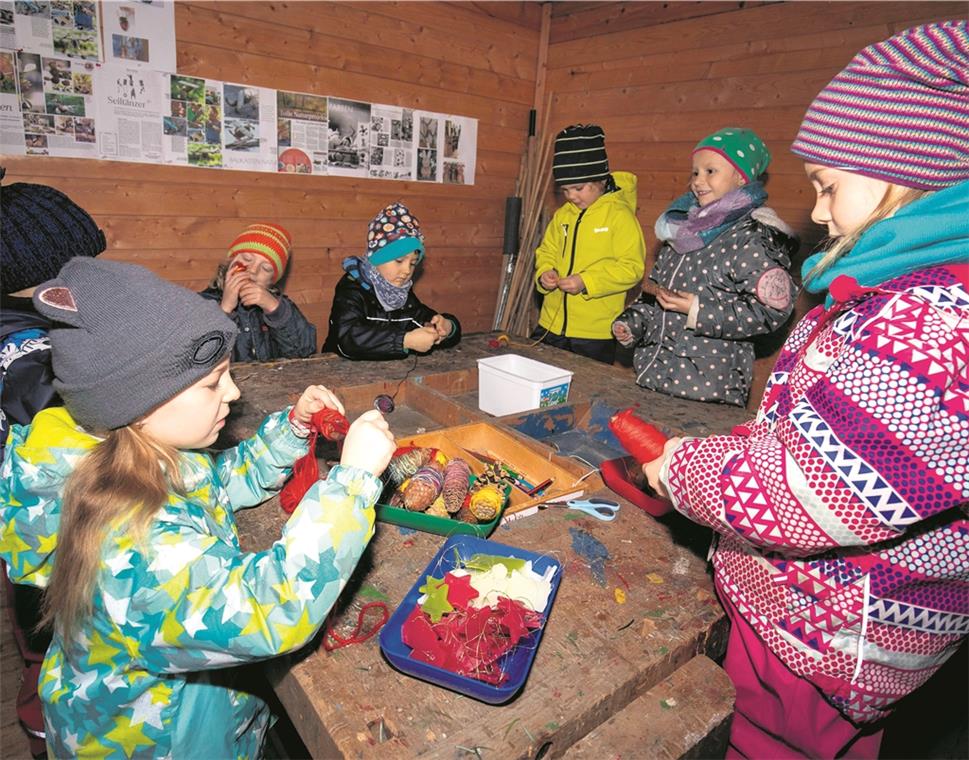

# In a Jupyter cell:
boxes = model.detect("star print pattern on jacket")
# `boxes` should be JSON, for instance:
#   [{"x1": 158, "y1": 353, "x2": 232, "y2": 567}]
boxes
[
  {"x1": 618, "y1": 208, "x2": 797, "y2": 406},
  {"x1": 0, "y1": 406, "x2": 383, "y2": 758},
  {"x1": 661, "y1": 265, "x2": 969, "y2": 724}
]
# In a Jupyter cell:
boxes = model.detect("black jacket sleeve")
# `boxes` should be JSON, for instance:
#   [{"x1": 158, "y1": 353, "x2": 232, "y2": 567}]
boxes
[
  {"x1": 408, "y1": 291, "x2": 462, "y2": 349},
  {"x1": 325, "y1": 281, "x2": 411, "y2": 360}
]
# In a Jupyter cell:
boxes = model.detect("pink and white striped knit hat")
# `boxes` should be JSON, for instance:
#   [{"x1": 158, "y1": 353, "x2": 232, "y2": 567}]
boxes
[{"x1": 791, "y1": 20, "x2": 969, "y2": 190}]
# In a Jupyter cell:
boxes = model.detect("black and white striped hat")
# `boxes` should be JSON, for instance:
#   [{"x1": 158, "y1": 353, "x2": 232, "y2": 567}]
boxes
[{"x1": 552, "y1": 124, "x2": 610, "y2": 186}]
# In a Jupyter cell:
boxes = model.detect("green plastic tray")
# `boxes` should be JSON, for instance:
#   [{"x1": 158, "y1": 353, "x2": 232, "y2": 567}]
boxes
[{"x1": 376, "y1": 478, "x2": 509, "y2": 538}]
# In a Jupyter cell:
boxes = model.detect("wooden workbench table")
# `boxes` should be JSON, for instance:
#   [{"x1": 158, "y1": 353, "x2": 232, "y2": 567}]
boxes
[{"x1": 228, "y1": 335, "x2": 749, "y2": 758}]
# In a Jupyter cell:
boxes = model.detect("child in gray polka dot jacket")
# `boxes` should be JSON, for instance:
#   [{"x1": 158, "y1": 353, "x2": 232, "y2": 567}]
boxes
[{"x1": 613, "y1": 128, "x2": 797, "y2": 406}]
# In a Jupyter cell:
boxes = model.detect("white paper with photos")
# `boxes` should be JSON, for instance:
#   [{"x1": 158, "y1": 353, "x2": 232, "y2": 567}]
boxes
[
  {"x1": 16, "y1": 50, "x2": 96, "y2": 158},
  {"x1": 442, "y1": 114, "x2": 476, "y2": 185},
  {"x1": 368, "y1": 103, "x2": 414, "y2": 181},
  {"x1": 0, "y1": 48, "x2": 24, "y2": 155},
  {"x1": 93, "y1": 62, "x2": 164, "y2": 163},
  {"x1": 163, "y1": 73, "x2": 222, "y2": 168},
  {"x1": 276, "y1": 88, "x2": 328, "y2": 175},
  {"x1": 14, "y1": 0, "x2": 101, "y2": 61},
  {"x1": 1, "y1": 3, "x2": 17, "y2": 51},
  {"x1": 222, "y1": 81, "x2": 276, "y2": 173},
  {"x1": 102, "y1": 0, "x2": 176, "y2": 72},
  {"x1": 414, "y1": 110, "x2": 443, "y2": 183},
  {"x1": 327, "y1": 96, "x2": 370, "y2": 178}
]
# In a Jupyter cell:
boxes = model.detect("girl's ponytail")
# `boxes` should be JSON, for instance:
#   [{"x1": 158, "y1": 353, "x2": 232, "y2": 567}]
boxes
[{"x1": 40, "y1": 427, "x2": 183, "y2": 641}]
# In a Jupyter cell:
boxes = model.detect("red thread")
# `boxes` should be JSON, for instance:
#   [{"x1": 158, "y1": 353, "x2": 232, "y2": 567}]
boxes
[
  {"x1": 608, "y1": 408, "x2": 668, "y2": 463},
  {"x1": 279, "y1": 408, "x2": 351, "y2": 513},
  {"x1": 323, "y1": 602, "x2": 389, "y2": 651}
]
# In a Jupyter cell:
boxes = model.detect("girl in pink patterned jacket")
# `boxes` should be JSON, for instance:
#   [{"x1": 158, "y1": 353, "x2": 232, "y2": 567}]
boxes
[{"x1": 645, "y1": 21, "x2": 969, "y2": 759}]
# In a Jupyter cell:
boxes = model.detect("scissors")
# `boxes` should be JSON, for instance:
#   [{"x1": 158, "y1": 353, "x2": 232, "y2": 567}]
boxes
[{"x1": 537, "y1": 497, "x2": 620, "y2": 521}]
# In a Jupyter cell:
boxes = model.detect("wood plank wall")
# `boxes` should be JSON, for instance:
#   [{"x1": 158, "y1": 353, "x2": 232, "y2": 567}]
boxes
[
  {"x1": 544, "y1": 0, "x2": 967, "y2": 407},
  {"x1": 2, "y1": 1, "x2": 542, "y2": 337}
]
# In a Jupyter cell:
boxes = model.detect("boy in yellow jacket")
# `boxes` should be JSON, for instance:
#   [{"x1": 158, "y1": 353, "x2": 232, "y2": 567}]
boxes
[{"x1": 533, "y1": 124, "x2": 645, "y2": 364}]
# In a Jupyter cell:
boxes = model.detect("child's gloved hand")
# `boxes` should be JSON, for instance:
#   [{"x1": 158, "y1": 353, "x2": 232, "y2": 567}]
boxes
[
  {"x1": 557, "y1": 274, "x2": 585, "y2": 294},
  {"x1": 539, "y1": 268, "x2": 560, "y2": 289},
  {"x1": 642, "y1": 436, "x2": 683, "y2": 500},
  {"x1": 291, "y1": 384, "x2": 345, "y2": 427},
  {"x1": 404, "y1": 325, "x2": 439, "y2": 353},
  {"x1": 340, "y1": 409, "x2": 395, "y2": 476},
  {"x1": 428, "y1": 314, "x2": 453, "y2": 341},
  {"x1": 612, "y1": 320, "x2": 635, "y2": 346},
  {"x1": 220, "y1": 263, "x2": 249, "y2": 313}
]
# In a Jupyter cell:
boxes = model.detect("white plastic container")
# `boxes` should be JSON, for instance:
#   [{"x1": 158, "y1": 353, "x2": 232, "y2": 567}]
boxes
[{"x1": 476, "y1": 354, "x2": 574, "y2": 416}]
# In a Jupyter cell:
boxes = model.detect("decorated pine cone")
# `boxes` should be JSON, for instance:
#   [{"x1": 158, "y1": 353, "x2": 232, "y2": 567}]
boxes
[
  {"x1": 402, "y1": 461, "x2": 444, "y2": 511},
  {"x1": 387, "y1": 489, "x2": 406, "y2": 508},
  {"x1": 442, "y1": 459, "x2": 471, "y2": 514},
  {"x1": 468, "y1": 485, "x2": 503, "y2": 522},
  {"x1": 387, "y1": 447, "x2": 433, "y2": 486}
]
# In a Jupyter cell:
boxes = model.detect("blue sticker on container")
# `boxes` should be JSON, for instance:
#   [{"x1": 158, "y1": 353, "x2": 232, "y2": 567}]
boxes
[{"x1": 539, "y1": 382, "x2": 569, "y2": 408}]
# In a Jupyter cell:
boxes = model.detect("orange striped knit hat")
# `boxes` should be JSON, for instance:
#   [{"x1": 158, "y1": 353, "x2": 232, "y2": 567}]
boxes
[{"x1": 226, "y1": 223, "x2": 292, "y2": 282}]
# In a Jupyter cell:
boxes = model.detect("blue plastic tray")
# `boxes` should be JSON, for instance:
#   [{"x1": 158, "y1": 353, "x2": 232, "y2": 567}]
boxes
[{"x1": 379, "y1": 535, "x2": 562, "y2": 704}]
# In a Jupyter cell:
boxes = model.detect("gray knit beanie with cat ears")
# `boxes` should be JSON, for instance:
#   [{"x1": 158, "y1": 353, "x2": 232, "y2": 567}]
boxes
[{"x1": 33, "y1": 258, "x2": 238, "y2": 430}]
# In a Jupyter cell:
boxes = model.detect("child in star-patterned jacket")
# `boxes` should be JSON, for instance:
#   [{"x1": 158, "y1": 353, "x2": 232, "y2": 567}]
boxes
[
  {"x1": 613, "y1": 127, "x2": 797, "y2": 406},
  {"x1": 643, "y1": 21, "x2": 969, "y2": 760},
  {"x1": 0, "y1": 258, "x2": 395, "y2": 759}
]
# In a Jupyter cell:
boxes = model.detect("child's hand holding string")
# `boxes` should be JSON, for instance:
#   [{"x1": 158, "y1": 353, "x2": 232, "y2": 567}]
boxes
[
  {"x1": 428, "y1": 314, "x2": 453, "y2": 342},
  {"x1": 291, "y1": 384, "x2": 345, "y2": 427},
  {"x1": 642, "y1": 436, "x2": 684, "y2": 500},
  {"x1": 557, "y1": 274, "x2": 585, "y2": 294},
  {"x1": 539, "y1": 268, "x2": 560, "y2": 289},
  {"x1": 404, "y1": 326, "x2": 438, "y2": 353},
  {"x1": 656, "y1": 286, "x2": 696, "y2": 315},
  {"x1": 341, "y1": 409, "x2": 395, "y2": 476}
]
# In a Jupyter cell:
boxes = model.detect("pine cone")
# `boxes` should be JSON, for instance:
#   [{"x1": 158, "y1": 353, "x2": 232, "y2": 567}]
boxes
[
  {"x1": 426, "y1": 495, "x2": 449, "y2": 518},
  {"x1": 402, "y1": 462, "x2": 444, "y2": 511},
  {"x1": 469, "y1": 485, "x2": 503, "y2": 522},
  {"x1": 442, "y1": 459, "x2": 471, "y2": 514},
  {"x1": 387, "y1": 447, "x2": 433, "y2": 486}
]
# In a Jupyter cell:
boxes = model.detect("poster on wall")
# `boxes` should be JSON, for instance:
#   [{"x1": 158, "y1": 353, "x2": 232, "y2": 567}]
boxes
[
  {"x1": 221, "y1": 81, "x2": 276, "y2": 172},
  {"x1": 414, "y1": 110, "x2": 442, "y2": 182},
  {"x1": 11, "y1": 0, "x2": 101, "y2": 61},
  {"x1": 162, "y1": 73, "x2": 222, "y2": 168},
  {"x1": 276, "y1": 88, "x2": 327, "y2": 175},
  {"x1": 101, "y1": 0, "x2": 176, "y2": 72},
  {"x1": 327, "y1": 96, "x2": 369, "y2": 177},
  {"x1": 16, "y1": 50, "x2": 97, "y2": 157},
  {"x1": 368, "y1": 102, "x2": 414, "y2": 181},
  {"x1": 442, "y1": 114, "x2": 476, "y2": 185},
  {"x1": 0, "y1": 48, "x2": 25, "y2": 155},
  {"x1": 93, "y1": 62, "x2": 163, "y2": 163},
  {"x1": 0, "y1": 4, "x2": 16, "y2": 50}
]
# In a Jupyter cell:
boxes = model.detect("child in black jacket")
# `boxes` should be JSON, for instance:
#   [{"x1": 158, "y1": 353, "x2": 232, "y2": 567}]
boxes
[{"x1": 323, "y1": 202, "x2": 461, "y2": 360}]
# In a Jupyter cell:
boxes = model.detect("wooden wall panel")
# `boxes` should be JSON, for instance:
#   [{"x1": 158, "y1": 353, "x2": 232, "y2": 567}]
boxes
[
  {"x1": 544, "y1": 0, "x2": 966, "y2": 408},
  {"x1": 3, "y1": 1, "x2": 540, "y2": 343}
]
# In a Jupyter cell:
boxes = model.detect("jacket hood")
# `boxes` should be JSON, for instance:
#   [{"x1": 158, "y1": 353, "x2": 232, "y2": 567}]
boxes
[
  {"x1": 609, "y1": 171, "x2": 638, "y2": 215},
  {"x1": 0, "y1": 407, "x2": 99, "y2": 587}
]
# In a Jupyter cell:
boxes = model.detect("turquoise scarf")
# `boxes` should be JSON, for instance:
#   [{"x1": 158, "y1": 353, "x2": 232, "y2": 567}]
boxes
[{"x1": 802, "y1": 181, "x2": 969, "y2": 304}]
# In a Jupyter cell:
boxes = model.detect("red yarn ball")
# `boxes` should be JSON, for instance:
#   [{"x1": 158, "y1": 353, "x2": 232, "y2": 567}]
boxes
[{"x1": 608, "y1": 408, "x2": 667, "y2": 463}]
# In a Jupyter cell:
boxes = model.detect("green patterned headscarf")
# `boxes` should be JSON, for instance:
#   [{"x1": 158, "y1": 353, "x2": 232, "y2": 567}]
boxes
[{"x1": 694, "y1": 128, "x2": 770, "y2": 182}]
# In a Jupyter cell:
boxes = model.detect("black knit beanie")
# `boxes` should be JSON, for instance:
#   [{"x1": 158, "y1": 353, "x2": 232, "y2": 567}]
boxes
[
  {"x1": 1, "y1": 175, "x2": 106, "y2": 295},
  {"x1": 552, "y1": 124, "x2": 610, "y2": 186}
]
